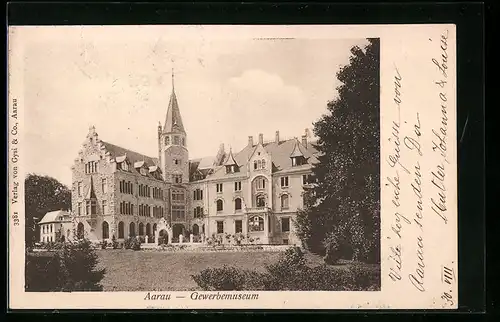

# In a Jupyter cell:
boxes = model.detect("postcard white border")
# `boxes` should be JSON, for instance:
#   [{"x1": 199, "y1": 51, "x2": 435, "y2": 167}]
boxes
[{"x1": 8, "y1": 24, "x2": 457, "y2": 310}]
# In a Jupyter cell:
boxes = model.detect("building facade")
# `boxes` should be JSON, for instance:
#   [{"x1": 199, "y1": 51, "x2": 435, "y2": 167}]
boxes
[{"x1": 67, "y1": 80, "x2": 319, "y2": 246}]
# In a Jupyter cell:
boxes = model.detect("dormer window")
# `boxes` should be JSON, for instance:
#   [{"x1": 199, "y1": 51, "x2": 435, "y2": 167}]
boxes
[
  {"x1": 121, "y1": 162, "x2": 129, "y2": 171},
  {"x1": 291, "y1": 156, "x2": 306, "y2": 166},
  {"x1": 224, "y1": 148, "x2": 239, "y2": 174},
  {"x1": 140, "y1": 168, "x2": 147, "y2": 176}
]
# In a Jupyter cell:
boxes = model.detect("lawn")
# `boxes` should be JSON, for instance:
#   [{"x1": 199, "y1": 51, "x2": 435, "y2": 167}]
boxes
[
  {"x1": 96, "y1": 250, "x2": 283, "y2": 291},
  {"x1": 96, "y1": 249, "x2": 378, "y2": 291}
]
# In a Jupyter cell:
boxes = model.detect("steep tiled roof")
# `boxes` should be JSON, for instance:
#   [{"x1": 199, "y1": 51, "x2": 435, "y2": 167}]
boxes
[
  {"x1": 101, "y1": 141, "x2": 159, "y2": 167},
  {"x1": 163, "y1": 89, "x2": 185, "y2": 134},
  {"x1": 39, "y1": 210, "x2": 71, "y2": 224},
  {"x1": 223, "y1": 148, "x2": 238, "y2": 166},
  {"x1": 262, "y1": 139, "x2": 318, "y2": 172},
  {"x1": 189, "y1": 157, "x2": 216, "y2": 181},
  {"x1": 205, "y1": 138, "x2": 318, "y2": 180}
]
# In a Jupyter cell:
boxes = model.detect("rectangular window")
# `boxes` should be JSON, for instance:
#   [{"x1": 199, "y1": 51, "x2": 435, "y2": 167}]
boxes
[
  {"x1": 281, "y1": 217, "x2": 290, "y2": 232},
  {"x1": 280, "y1": 176, "x2": 289, "y2": 188},
  {"x1": 283, "y1": 239, "x2": 289, "y2": 245},
  {"x1": 216, "y1": 183, "x2": 223, "y2": 193},
  {"x1": 102, "y1": 200, "x2": 107, "y2": 214},
  {"x1": 77, "y1": 202, "x2": 82, "y2": 215},
  {"x1": 172, "y1": 205, "x2": 185, "y2": 221},
  {"x1": 86, "y1": 200, "x2": 91, "y2": 215},
  {"x1": 101, "y1": 178, "x2": 107, "y2": 193},
  {"x1": 172, "y1": 190, "x2": 185, "y2": 202},
  {"x1": 235, "y1": 220, "x2": 242, "y2": 233},
  {"x1": 193, "y1": 189, "x2": 203, "y2": 201},
  {"x1": 173, "y1": 174, "x2": 182, "y2": 183},
  {"x1": 173, "y1": 136, "x2": 180, "y2": 145},
  {"x1": 234, "y1": 181, "x2": 242, "y2": 191},
  {"x1": 194, "y1": 206, "x2": 203, "y2": 218},
  {"x1": 217, "y1": 221, "x2": 224, "y2": 234}
]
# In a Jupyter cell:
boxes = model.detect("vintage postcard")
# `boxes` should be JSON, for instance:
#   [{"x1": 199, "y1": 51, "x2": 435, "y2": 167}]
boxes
[{"x1": 8, "y1": 24, "x2": 457, "y2": 310}]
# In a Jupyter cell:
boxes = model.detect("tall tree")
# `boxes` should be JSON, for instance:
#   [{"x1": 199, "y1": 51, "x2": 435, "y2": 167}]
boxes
[
  {"x1": 25, "y1": 174, "x2": 71, "y2": 247},
  {"x1": 295, "y1": 39, "x2": 380, "y2": 264}
]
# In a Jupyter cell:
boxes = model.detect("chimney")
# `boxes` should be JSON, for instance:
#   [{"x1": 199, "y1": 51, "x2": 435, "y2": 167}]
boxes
[
  {"x1": 248, "y1": 136, "x2": 254, "y2": 147},
  {"x1": 275, "y1": 131, "x2": 280, "y2": 143},
  {"x1": 301, "y1": 135, "x2": 308, "y2": 148},
  {"x1": 258, "y1": 133, "x2": 263, "y2": 145}
]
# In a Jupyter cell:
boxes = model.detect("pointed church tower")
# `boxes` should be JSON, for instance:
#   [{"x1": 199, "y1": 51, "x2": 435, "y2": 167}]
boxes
[{"x1": 159, "y1": 68, "x2": 189, "y2": 183}]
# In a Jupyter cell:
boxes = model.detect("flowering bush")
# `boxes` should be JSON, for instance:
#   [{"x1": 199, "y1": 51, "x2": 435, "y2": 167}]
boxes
[{"x1": 124, "y1": 237, "x2": 141, "y2": 251}]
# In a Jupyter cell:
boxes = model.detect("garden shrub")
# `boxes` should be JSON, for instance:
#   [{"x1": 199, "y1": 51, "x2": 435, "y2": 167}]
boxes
[
  {"x1": 124, "y1": 237, "x2": 141, "y2": 250},
  {"x1": 191, "y1": 265, "x2": 246, "y2": 291},
  {"x1": 322, "y1": 231, "x2": 342, "y2": 264},
  {"x1": 348, "y1": 263, "x2": 380, "y2": 291},
  {"x1": 25, "y1": 239, "x2": 106, "y2": 292},
  {"x1": 192, "y1": 246, "x2": 380, "y2": 291},
  {"x1": 111, "y1": 236, "x2": 119, "y2": 249},
  {"x1": 100, "y1": 240, "x2": 108, "y2": 250}
]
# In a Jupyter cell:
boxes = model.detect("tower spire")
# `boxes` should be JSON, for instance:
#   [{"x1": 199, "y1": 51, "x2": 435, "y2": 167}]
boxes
[{"x1": 162, "y1": 59, "x2": 185, "y2": 134}]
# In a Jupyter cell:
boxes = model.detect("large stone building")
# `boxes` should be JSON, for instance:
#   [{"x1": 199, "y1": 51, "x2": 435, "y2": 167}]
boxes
[{"x1": 68, "y1": 80, "x2": 319, "y2": 246}]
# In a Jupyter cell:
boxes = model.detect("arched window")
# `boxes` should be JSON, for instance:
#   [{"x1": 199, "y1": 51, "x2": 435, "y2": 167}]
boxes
[
  {"x1": 77, "y1": 222, "x2": 85, "y2": 239},
  {"x1": 102, "y1": 221, "x2": 109, "y2": 239},
  {"x1": 146, "y1": 223, "x2": 151, "y2": 236},
  {"x1": 281, "y1": 194, "x2": 289, "y2": 209},
  {"x1": 164, "y1": 136, "x2": 170, "y2": 145},
  {"x1": 153, "y1": 223, "x2": 157, "y2": 236},
  {"x1": 253, "y1": 161, "x2": 257, "y2": 170},
  {"x1": 118, "y1": 221, "x2": 124, "y2": 238},
  {"x1": 129, "y1": 222, "x2": 136, "y2": 237},
  {"x1": 256, "y1": 194, "x2": 266, "y2": 208},
  {"x1": 139, "y1": 222, "x2": 144, "y2": 236},
  {"x1": 262, "y1": 159, "x2": 266, "y2": 169},
  {"x1": 67, "y1": 229, "x2": 71, "y2": 239},
  {"x1": 235, "y1": 198, "x2": 242, "y2": 211},
  {"x1": 248, "y1": 216, "x2": 264, "y2": 232},
  {"x1": 192, "y1": 224, "x2": 199, "y2": 236},
  {"x1": 216, "y1": 199, "x2": 224, "y2": 212}
]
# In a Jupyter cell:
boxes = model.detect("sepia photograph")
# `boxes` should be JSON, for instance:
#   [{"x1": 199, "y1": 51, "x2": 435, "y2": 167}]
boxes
[
  {"x1": 21, "y1": 31, "x2": 380, "y2": 293},
  {"x1": 8, "y1": 24, "x2": 458, "y2": 310}
]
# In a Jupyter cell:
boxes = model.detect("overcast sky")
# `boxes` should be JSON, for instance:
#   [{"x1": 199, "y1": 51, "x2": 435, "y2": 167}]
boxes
[{"x1": 21, "y1": 26, "x2": 367, "y2": 186}]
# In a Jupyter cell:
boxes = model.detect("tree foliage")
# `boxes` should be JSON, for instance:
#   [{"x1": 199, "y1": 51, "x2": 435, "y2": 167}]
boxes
[
  {"x1": 25, "y1": 173, "x2": 71, "y2": 247},
  {"x1": 25, "y1": 239, "x2": 106, "y2": 292},
  {"x1": 295, "y1": 38, "x2": 380, "y2": 264}
]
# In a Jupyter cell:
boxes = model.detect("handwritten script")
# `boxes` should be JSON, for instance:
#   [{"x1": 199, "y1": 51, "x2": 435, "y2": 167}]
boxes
[{"x1": 386, "y1": 29, "x2": 450, "y2": 294}]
